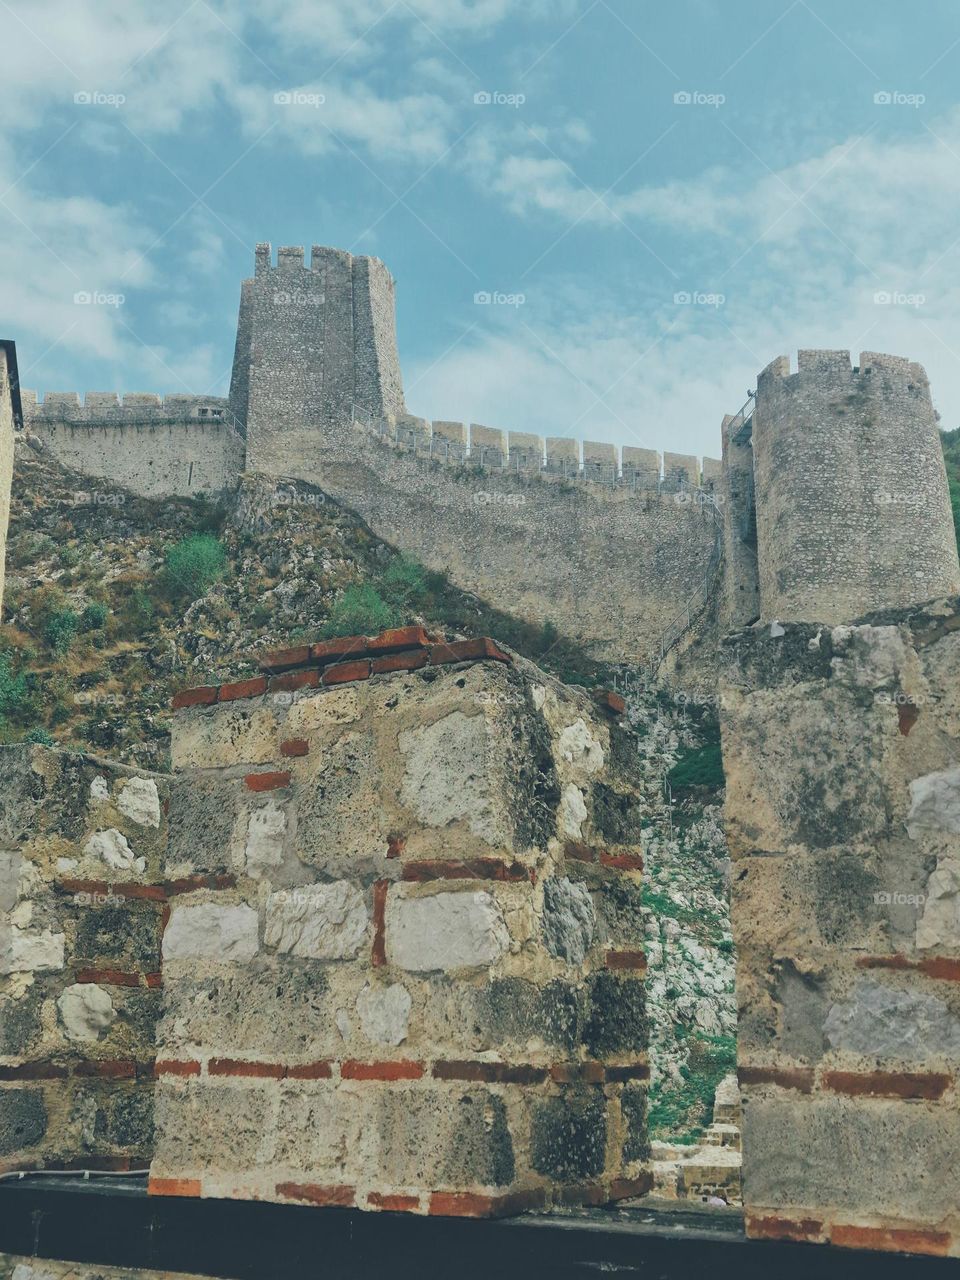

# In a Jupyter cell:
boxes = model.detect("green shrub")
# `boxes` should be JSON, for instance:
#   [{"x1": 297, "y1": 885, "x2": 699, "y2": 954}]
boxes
[
  {"x1": 379, "y1": 555, "x2": 429, "y2": 611},
  {"x1": 322, "y1": 584, "x2": 397, "y2": 639},
  {"x1": 44, "y1": 608, "x2": 79, "y2": 656},
  {"x1": 80, "y1": 602, "x2": 108, "y2": 631},
  {"x1": 0, "y1": 656, "x2": 28, "y2": 722},
  {"x1": 24, "y1": 727, "x2": 54, "y2": 746},
  {"x1": 165, "y1": 535, "x2": 227, "y2": 599}
]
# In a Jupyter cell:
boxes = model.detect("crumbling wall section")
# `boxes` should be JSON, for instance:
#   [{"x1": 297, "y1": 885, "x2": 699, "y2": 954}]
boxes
[
  {"x1": 0, "y1": 747, "x2": 169, "y2": 1173},
  {"x1": 721, "y1": 597, "x2": 960, "y2": 1257},
  {"x1": 150, "y1": 629, "x2": 651, "y2": 1216}
]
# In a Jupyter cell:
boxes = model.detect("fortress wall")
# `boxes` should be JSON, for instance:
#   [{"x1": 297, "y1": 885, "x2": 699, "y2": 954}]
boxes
[
  {"x1": 0, "y1": 347, "x2": 14, "y2": 616},
  {"x1": 22, "y1": 394, "x2": 243, "y2": 498},
  {"x1": 258, "y1": 421, "x2": 720, "y2": 663},
  {"x1": 721, "y1": 598, "x2": 960, "y2": 1257},
  {"x1": 720, "y1": 413, "x2": 760, "y2": 632},
  {"x1": 752, "y1": 350, "x2": 960, "y2": 623},
  {"x1": 352, "y1": 253, "x2": 405, "y2": 422}
]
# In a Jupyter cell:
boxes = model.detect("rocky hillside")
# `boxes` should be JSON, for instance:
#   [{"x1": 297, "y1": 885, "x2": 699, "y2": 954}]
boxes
[{"x1": 0, "y1": 447, "x2": 610, "y2": 769}]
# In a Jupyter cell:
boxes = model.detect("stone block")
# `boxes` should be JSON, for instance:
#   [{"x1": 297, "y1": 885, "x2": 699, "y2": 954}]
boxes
[
  {"x1": 264, "y1": 882, "x2": 368, "y2": 960},
  {"x1": 385, "y1": 890, "x2": 509, "y2": 972},
  {"x1": 0, "y1": 1087, "x2": 47, "y2": 1156},
  {"x1": 162, "y1": 903, "x2": 259, "y2": 963},
  {"x1": 530, "y1": 1089, "x2": 607, "y2": 1180}
]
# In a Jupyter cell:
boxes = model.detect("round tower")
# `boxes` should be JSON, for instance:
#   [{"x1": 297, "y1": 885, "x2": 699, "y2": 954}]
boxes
[{"x1": 751, "y1": 349, "x2": 960, "y2": 623}]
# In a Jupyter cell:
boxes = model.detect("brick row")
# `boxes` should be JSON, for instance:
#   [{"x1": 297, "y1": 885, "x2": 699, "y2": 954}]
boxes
[
  {"x1": 57, "y1": 874, "x2": 235, "y2": 901},
  {"x1": 175, "y1": 630, "x2": 514, "y2": 709},
  {"x1": 746, "y1": 1213, "x2": 952, "y2": 1257},
  {"x1": 0, "y1": 1059, "x2": 156, "y2": 1081},
  {"x1": 152, "y1": 1057, "x2": 648, "y2": 1085},
  {"x1": 739, "y1": 1063, "x2": 955, "y2": 1099}
]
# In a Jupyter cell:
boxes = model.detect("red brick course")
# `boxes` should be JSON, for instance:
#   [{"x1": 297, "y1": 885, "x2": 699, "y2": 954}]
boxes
[
  {"x1": 276, "y1": 1182, "x2": 356, "y2": 1208},
  {"x1": 745, "y1": 1213, "x2": 825, "y2": 1244},
  {"x1": 149, "y1": 1177, "x2": 203, "y2": 1198},
  {"x1": 401, "y1": 858, "x2": 533, "y2": 883},
  {"x1": 73, "y1": 1060, "x2": 139, "y2": 1079},
  {"x1": 604, "y1": 1063, "x2": 650, "y2": 1083},
  {"x1": 738, "y1": 1065, "x2": 815, "y2": 1093},
  {"x1": 856, "y1": 954, "x2": 960, "y2": 982},
  {"x1": 549, "y1": 1062, "x2": 605, "y2": 1084},
  {"x1": 244, "y1": 771, "x2": 291, "y2": 792},
  {"x1": 428, "y1": 1189, "x2": 546, "y2": 1218},
  {"x1": 821, "y1": 1070, "x2": 951, "y2": 1101},
  {"x1": 367, "y1": 1192, "x2": 421, "y2": 1212},
  {"x1": 219, "y1": 677, "x2": 268, "y2": 702},
  {"x1": 608, "y1": 1173, "x2": 654, "y2": 1201},
  {"x1": 830, "y1": 1224, "x2": 951, "y2": 1256},
  {"x1": 172, "y1": 686, "x2": 217, "y2": 710},
  {"x1": 599, "y1": 851, "x2": 644, "y2": 872},
  {"x1": 285, "y1": 1061, "x2": 333, "y2": 1080},
  {"x1": 0, "y1": 1062, "x2": 69, "y2": 1081},
  {"x1": 279, "y1": 738, "x2": 309, "y2": 757},
  {"x1": 268, "y1": 669, "x2": 320, "y2": 693},
  {"x1": 208, "y1": 1058, "x2": 286, "y2": 1079},
  {"x1": 309, "y1": 636, "x2": 368, "y2": 665},
  {"x1": 429, "y1": 638, "x2": 511, "y2": 666},
  {"x1": 341, "y1": 1060, "x2": 424, "y2": 1081},
  {"x1": 431, "y1": 1061, "x2": 548, "y2": 1085},
  {"x1": 258, "y1": 645, "x2": 311, "y2": 673},
  {"x1": 155, "y1": 1060, "x2": 202, "y2": 1077},
  {"x1": 367, "y1": 626, "x2": 432, "y2": 654},
  {"x1": 322, "y1": 659, "x2": 371, "y2": 685},
  {"x1": 595, "y1": 689, "x2": 626, "y2": 715},
  {"x1": 371, "y1": 650, "x2": 429, "y2": 675}
]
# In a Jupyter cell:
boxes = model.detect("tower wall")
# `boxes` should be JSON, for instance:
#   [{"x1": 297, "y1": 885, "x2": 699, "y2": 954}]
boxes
[
  {"x1": 0, "y1": 343, "x2": 17, "y2": 617},
  {"x1": 237, "y1": 244, "x2": 405, "y2": 475},
  {"x1": 752, "y1": 350, "x2": 960, "y2": 623}
]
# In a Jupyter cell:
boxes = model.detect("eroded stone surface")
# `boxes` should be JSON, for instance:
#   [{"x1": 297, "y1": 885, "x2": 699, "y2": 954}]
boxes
[
  {"x1": 385, "y1": 891, "x2": 509, "y2": 971},
  {"x1": 824, "y1": 978, "x2": 960, "y2": 1060},
  {"x1": 162, "y1": 903, "x2": 259, "y2": 962},
  {"x1": 356, "y1": 981, "x2": 411, "y2": 1045},
  {"x1": 907, "y1": 767, "x2": 960, "y2": 836},
  {"x1": 542, "y1": 877, "x2": 595, "y2": 965},
  {"x1": 117, "y1": 776, "x2": 161, "y2": 827},
  {"x1": 58, "y1": 982, "x2": 116, "y2": 1041},
  {"x1": 916, "y1": 855, "x2": 960, "y2": 949},
  {"x1": 0, "y1": 926, "x2": 65, "y2": 974},
  {"x1": 244, "y1": 803, "x2": 286, "y2": 877},
  {"x1": 83, "y1": 828, "x2": 142, "y2": 872},
  {"x1": 398, "y1": 711, "x2": 501, "y2": 842},
  {"x1": 264, "y1": 882, "x2": 368, "y2": 960}
]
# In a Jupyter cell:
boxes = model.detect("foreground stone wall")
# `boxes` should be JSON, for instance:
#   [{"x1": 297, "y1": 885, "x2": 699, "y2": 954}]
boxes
[
  {"x1": 0, "y1": 747, "x2": 169, "y2": 1172},
  {"x1": 151, "y1": 628, "x2": 651, "y2": 1215},
  {"x1": 721, "y1": 597, "x2": 960, "y2": 1257},
  {"x1": 0, "y1": 1257, "x2": 216, "y2": 1280}
]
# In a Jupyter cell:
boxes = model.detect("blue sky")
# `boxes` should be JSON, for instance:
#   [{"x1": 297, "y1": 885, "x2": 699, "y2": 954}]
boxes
[{"x1": 4, "y1": 0, "x2": 960, "y2": 460}]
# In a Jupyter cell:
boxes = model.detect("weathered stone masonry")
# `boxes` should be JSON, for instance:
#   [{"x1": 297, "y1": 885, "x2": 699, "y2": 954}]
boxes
[
  {"x1": 721, "y1": 597, "x2": 960, "y2": 1257},
  {"x1": 0, "y1": 747, "x2": 169, "y2": 1173},
  {"x1": 150, "y1": 628, "x2": 651, "y2": 1215},
  {"x1": 0, "y1": 340, "x2": 20, "y2": 617}
]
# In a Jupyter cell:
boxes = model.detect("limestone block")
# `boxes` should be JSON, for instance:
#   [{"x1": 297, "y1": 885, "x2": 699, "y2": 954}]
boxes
[
  {"x1": 559, "y1": 784, "x2": 587, "y2": 838},
  {"x1": 285, "y1": 686, "x2": 360, "y2": 734},
  {"x1": 162, "y1": 903, "x2": 260, "y2": 962},
  {"x1": 153, "y1": 1082, "x2": 277, "y2": 1173},
  {"x1": 356, "y1": 982, "x2": 412, "y2": 1046},
  {"x1": 0, "y1": 849, "x2": 21, "y2": 912},
  {"x1": 57, "y1": 983, "x2": 116, "y2": 1042},
  {"x1": 371, "y1": 1086, "x2": 515, "y2": 1187},
  {"x1": 908, "y1": 766, "x2": 960, "y2": 836},
  {"x1": 83, "y1": 828, "x2": 143, "y2": 873},
  {"x1": 89, "y1": 776, "x2": 109, "y2": 802},
  {"x1": 556, "y1": 718, "x2": 605, "y2": 779},
  {"x1": 0, "y1": 925, "x2": 65, "y2": 974},
  {"x1": 742, "y1": 1093, "x2": 960, "y2": 1222},
  {"x1": 171, "y1": 703, "x2": 280, "y2": 770},
  {"x1": 244, "y1": 803, "x2": 286, "y2": 877},
  {"x1": 916, "y1": 855, "x2": 960, "y2": 949},
  {"x1": 264, "y1": 882, "x2": 368, "y2": 960},
  {"x1": 117, "y1": 776, "x2": 161, "y2": 828},
  {"x1": 385, "y1": 890, "x2": 509, "y2": 972},
  {"x1": 398, "y1": 711, "x2": 506, "y2": 846},
  {"x1": 542, "y1": 878, "x2": 595, "y2": 964},
  {"x1": 823, "y1": 978, "x2": 960, "y2": 1061}
]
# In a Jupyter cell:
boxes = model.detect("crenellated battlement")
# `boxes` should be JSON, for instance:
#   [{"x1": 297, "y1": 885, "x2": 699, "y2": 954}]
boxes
[
  {"x1": 366, "y1": 412, "x2": 721, "y2": 492},
  {"x1": 22, "y1": 390, "x2": 234, "y2": 426},
  {"x1": 757, "y1": 348, "x2": 931, "y2": 393}
]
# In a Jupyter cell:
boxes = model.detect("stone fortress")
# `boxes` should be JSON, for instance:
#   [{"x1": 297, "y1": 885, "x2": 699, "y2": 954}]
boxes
[
  {"x1": 3, "y1": 243, "x2": 960, "y2": 1267},
  {"x1": 17, "y1": 244, "x2": 960, "y2": 669}
]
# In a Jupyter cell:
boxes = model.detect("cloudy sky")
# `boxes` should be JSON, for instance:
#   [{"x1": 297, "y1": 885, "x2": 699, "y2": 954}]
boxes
[{"x1": 3, "y1": 0, "x2": 960, "y2": 459}]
